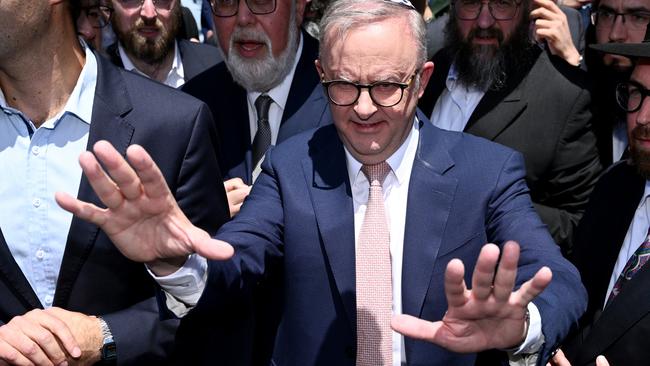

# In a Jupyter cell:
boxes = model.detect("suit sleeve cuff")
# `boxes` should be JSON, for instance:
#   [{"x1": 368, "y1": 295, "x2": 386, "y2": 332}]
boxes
[{"x1": 147, "y1": 254, "x2": 208, "y2": 317}]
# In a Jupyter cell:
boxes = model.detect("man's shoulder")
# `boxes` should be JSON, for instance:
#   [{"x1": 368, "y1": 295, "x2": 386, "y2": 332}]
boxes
[
  {"x1": 527, "y1": 49, "x2": 590, "y2": 93},
  {"x1": 178, "y1": 38, "x2": 223, "y2": 65}
]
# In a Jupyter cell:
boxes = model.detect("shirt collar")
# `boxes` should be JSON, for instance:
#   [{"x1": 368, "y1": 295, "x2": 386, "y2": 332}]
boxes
[
  {"x1": 248, "y1": 33, "x2": 303, "y2": 111},
  {"x1": 345, "y1": 116, "x2": 420, "y2": 186},
  {"x1": 118, "y1": 40, "x2": 184, "y2": 83},
  {"x1": 0, "y1": 39, "x2": 97, "y2": 126}
]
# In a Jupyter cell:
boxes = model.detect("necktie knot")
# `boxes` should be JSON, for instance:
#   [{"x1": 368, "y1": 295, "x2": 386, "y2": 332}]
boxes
[
  {"x1": 361, "y1": 161, "x2": 391, "y2": 187},
  {"x1": 255, "y1": 94, "x2": 273, "y2": 122}
]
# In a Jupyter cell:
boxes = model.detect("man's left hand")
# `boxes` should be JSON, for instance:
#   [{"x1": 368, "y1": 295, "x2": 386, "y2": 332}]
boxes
[
  {"x1": 44, "y1": 308, "x2": 102, "y2": 366},
  {"x1": 392, "y1": 241, "x2": 552, "y2": 352}
]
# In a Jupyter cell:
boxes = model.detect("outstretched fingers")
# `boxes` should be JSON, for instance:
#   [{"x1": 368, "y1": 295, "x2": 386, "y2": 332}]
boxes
[
  {"x1": 445, "y1": 259, "x2": 468, "y2": 308},
  {"x1": 492, "y1": 241, "x2": 520, "y2": 302},
  {"x1": 470, "y1": 244, "x2": 500, "y2": 301},
  {"x1": 125, "y1": 144, "x2": 173, "y2": 201},
  {"x1": 391, "y1": 314, "x2": 442, "y2": 343},
  {"x1": 513, "y1": 266, "x2": 552, "y2": 307}
]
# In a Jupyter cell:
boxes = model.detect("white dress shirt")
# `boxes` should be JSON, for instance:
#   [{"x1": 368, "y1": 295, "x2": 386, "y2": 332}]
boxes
[
  {"x1": 429, "y1": 63, "x2": 485, "y2": 132},
  {"x1": 604, "y1": 179, "x2": 650, "y2": 307},
  {"x1": 246, "y1": 34, "x2": 303, "y2": 181},
  {"x1": 0, "y1": 41, "x2": 95, "y2": 307},
  {"x1": 118, "y1": 41, "x2": 185, "y2": 88}
]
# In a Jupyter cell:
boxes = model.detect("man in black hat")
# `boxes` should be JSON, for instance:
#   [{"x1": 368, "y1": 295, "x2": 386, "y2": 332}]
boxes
[{"x1": 551, "y1": 26, "x2": 650, "y2": 366}]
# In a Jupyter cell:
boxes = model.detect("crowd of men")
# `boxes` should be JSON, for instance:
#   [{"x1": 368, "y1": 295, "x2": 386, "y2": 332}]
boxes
[{"x1": 0, "y1": 0, "x2": 648, "y2": 365}]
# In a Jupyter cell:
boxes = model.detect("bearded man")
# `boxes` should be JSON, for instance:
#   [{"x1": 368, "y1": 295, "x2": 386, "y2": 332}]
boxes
[
  {"x1": 417, "y1": 0, "x2": 601, "y2": 253},
  {"x1": 108, "y1": 0, "x2": 221, "y2": 87},
  {"x1": 181, "y1": 0, "x2": 331, "y2": 218}
]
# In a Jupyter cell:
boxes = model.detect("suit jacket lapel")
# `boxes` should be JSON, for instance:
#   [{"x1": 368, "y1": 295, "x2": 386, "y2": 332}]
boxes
[
  {"x1": 54, "y1": 55, "x2": 135, "y2": 307},
  {"x1": 0, "y1": 231, "x2": 42, "y2": 309},
  {"x1": 303, "y1": 126, "x2": 357, "y2": 332},
  {"x1": 418, "y1": 50, "x2": 452, "y2": 118},
  {"x1": 402, "y1": 116, "x2": 457, "y2": 317},
  {"x1": 575, "y1": 264, "x2": 650, "y2": 364}
]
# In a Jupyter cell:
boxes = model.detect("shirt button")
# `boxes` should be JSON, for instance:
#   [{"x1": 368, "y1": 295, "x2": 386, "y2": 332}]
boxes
[
  {"x1": 35, "y1": 249, "x2": 45, "y2": 260},
  {"x1": 32, "y1": 146, "x2": 40, "y2": 155},
  {"x1": 32, "y1": 198, "x2": 41, "y2": 207},
  {"x1": 44, "y1": 295, "x2": 53, "y2": 306}
]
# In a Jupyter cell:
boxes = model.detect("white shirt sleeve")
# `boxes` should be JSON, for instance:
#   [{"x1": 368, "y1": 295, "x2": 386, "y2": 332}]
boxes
[
  {"x1": 146, "y1": 254, "x2": 208, "y2": 317},
  {"x1": 507, "y1": 302, "x2": 544, "y2": 366}
]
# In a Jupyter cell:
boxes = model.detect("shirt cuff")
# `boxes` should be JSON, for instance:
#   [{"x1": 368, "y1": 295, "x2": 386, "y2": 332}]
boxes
[
  {"x1": 146, "y1": 254, "x2": 208, "y2": 317},
  {"x1": 507, "y1": 302, "x2": 545, "y2": 366}
]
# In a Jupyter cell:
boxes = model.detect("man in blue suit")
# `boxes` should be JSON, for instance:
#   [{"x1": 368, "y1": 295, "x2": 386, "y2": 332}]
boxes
[{"x1": 58, "y1": 0, "x2": 587, "y2": 365}]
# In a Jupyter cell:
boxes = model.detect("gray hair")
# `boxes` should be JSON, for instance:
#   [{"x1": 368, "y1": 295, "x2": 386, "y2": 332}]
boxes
[{"x1": 318, "y1": 0, "x2": 427, "y2": 67}]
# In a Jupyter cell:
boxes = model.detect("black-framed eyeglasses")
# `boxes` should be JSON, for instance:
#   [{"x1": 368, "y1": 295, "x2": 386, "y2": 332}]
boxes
[
  {"x1": 453, "y1": 0, "x2": 521, "y2": 21},
  {"x1": 617, "y1": 81, "x2": 650, "y2": 113},
  {"x1": 115, "y1": 0, "x2": 175, "y2": 10},
  {"x1": 209, "y1": 0, "x2": 276, "y2": 17},
  {"x1": 321, "y1": 71, "x2": 419, "y2": 108},
  {"x1": 591, "y1": 8, "x2": 650, "y2": 31},
  {"x1": 80, "y1": 5, "x2": 114, "y2": 28}
]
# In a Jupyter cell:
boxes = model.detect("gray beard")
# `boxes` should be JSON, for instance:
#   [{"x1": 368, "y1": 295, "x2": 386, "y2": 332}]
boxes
[{"x1": 222, "y1": 23, "x2": 299, "y2": 93}]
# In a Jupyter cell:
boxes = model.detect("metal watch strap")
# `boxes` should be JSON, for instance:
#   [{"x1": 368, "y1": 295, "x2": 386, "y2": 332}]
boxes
[{"x1": 97, "y1": 317, "x2": 117, "y2": 364}]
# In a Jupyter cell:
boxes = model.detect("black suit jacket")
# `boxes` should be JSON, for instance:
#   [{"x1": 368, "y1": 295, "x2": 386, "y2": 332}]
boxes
[
  {"x1": 0, "y1": 53, "x2": 229, "y2": 365},
  {"x1": 563, "y1": 161, "x2": 650, "y2": 366},
  {"x1": 181, "y1": 32, "x2": 331, "y2": 184},
  {"x1": 106, "y1": 38, "x2": 222, "y2": 84},
  {"x1": 418, "y1": 47, "x2": 602, "y2": 252}
]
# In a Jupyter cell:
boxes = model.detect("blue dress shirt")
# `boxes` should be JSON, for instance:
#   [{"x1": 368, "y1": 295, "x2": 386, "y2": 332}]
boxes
[{"x1": 0, "y1": 43, "x2": 97, "y2": 307}]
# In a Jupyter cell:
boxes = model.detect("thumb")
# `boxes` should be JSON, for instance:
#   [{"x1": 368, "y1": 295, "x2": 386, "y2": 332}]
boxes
[{"x1": 192, "y1": 234, "x2": 235, "y2": 261}]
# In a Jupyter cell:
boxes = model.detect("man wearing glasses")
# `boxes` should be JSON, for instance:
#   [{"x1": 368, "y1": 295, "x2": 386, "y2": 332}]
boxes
[
  {"x1": 107, "y1": 0, "x2": 222, "y2": 87},
  {"x1": 75, "y1": 0, "x2": 116, "y2": 53},
  {"x1": 55, "y1": 0, "x2": 586, "y2": 365},
  {"x1": 551, "y1": 26, "x2": 650, "y2": 366},
  {"x1": 418, "y1": 0, "x2": 601, "y2": 253},
  {"x1": 181, "y1": 0, "x2": 330, "y2": 217},
  {"x1": 0, "y1": 0, "x2": 229, "y2": 364}
]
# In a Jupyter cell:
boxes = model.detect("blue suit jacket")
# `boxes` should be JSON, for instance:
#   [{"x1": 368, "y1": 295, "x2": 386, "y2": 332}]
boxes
[
  {"x1": 181, "y1": 32, "x2": 331, "y2": 184},
  {"x1": 195, "y1": 113, "x2": 587, "y2": 365},
  {"x1": 0, "y1": 53, "x2": 229, "y2": 365}
]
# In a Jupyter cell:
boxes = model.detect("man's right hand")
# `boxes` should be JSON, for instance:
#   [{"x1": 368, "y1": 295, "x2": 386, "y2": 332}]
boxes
[
  {"x1": 547, "y1": 349, "x2": 611, "y2": 366},
  {"x1": 55, "y1": 141, "x2": 234, "y2": 276},
  {"x1": 0, "y1": 309, "x2": 81, "y2": 366}
]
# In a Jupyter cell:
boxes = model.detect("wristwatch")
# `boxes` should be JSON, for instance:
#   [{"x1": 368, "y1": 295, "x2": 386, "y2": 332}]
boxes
[{"x1": 97, "y1": 317, "x2": 117, "y2": 364}]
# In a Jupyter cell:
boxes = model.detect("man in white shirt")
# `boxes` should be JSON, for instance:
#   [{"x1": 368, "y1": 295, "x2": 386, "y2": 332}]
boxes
[
  {"x1": 108, "y1": 0, "x2": 221, "y2": 87},
  {"x1": 418, "y1": 0, "x2": 601, "y2": 252},
  {"x1": 57, "y1": 0, "x2": 587, "y2": 365},
  {"x1": 181, "y1": 0, "x2": 331, "y2": 218},
  {"x1": 555, "y1": 27, "x2": 650, "y2": 366}
]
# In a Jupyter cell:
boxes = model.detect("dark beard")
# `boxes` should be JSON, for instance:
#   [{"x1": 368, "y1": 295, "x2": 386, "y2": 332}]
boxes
[
  {"x1": 444, "y1": 16, "x2": 534, "y2": 90},
  {"x1": 114, "y1": 6, "x2": 180, "y2": 65},
  {"x1": 629, "y1": 124, "x2": 650, "y2": 179}
]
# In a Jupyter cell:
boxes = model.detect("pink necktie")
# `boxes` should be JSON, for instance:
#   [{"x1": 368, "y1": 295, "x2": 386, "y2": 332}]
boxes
[{"x1": 356, "y1": 161, "x2": 393, "y2": 366}]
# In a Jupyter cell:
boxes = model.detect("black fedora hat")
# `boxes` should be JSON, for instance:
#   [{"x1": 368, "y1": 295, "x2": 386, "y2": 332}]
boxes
[{"x1": 591, "y1": 25, "x2": 650, "y2": 58}]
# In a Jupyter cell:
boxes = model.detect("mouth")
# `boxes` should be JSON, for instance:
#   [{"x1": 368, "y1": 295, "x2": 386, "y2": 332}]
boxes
[
  {"x1": 137, "y1": 27, "x2": 160, "y2": 38},
  {"x1": 234, "y1": 40, "x2": 267, "y2": 58},
  {"x1": 351, "y1": 120, "x2": 385, "y2": 132}
]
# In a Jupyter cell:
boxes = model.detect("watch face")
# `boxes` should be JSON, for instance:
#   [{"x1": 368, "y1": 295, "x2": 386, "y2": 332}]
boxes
[{"x1": 102, "y1": 342, "x2": 117, "y2": 361}]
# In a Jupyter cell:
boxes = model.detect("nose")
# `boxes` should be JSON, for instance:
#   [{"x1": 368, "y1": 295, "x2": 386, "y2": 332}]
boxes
[
  {"x1": 353, "y1": 89, "x2": 378, "y2": 119},
  {"x1": 236, "y1": 0, "x2": 255, "y2": 26},
  {"x1": 476, "y1": 2, "x2": 496, "y2": 29},
  {"x1": 609, "y1": 14, "x2": 629, "y2": 43},
  {"x1": 140, "y1": 0, "x2": 158, "y2": 19},
  {"x1": 636, "y1": 97, "x2": 650, "y2": 126},
  {"x1": 76, "y1": 15, "x2": 96, "y2": 42}
]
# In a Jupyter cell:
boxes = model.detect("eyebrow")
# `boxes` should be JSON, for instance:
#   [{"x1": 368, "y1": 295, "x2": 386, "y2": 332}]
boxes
[{"x1": 599, "y1": 4, "x2": 650, "y2": 13}]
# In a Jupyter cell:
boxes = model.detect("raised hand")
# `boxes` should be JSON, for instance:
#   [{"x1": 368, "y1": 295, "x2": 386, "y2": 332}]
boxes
[
  {"x1": 530, "y1": 0, "x2": 582, "y2": 66},
  {"x1": 55, "y1": 141, "x2": 234, "y2": 275},
  {"x1": 0, "y1": 309, "x2": 81, "y2": 366},
  {"x1": 392, "y1": 241, "x2": 552, "y2": 352}
]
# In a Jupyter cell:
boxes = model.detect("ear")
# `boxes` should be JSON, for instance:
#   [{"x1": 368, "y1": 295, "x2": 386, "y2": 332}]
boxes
[
  {"x1": 295, "y1": 0, "x2": 308, "y2": 27},
  {"x1": 417, "y1": 61, "x2": 434, "y2": 98},
  {"x1": 315, "y1": 59, "x2": 324, "y2": 80}
]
